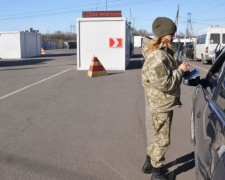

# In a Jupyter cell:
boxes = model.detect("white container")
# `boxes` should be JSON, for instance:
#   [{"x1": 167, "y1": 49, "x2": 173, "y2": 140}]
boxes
[
  {"x1": 134, "y1": 36, "x2": 143, "y2": 48},
  {"x1": 0, "y1": 31, "x2": 41, "y2": 59},
  {"x1": 77, "y1": 17, "x2": 133, "y2": 70}
]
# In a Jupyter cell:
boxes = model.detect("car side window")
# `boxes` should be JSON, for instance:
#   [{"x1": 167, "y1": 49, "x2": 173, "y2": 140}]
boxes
[
  {"x1": 207, "y1": 58, "x2": 225, "y2": 92},
  {"x1": 197, "y1": 34, "x2": 206, "y2": 44},
  {"x1": 210, "y1": 33, "x2": 220, "y2": 44},
  {"x1": 215, "y1": 72, "x2": 225, "y2": 111},
  {"x1": 207, "y1": 67, "x2": 223, "y2": 93},
  {"x1": 223, "y1": 34, "x2": 225, "y2": 44}
]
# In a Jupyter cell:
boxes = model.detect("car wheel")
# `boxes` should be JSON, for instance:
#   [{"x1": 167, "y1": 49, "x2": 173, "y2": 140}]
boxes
[
  {"x1": 201, "y1": 54, "x2": 207, "y2": 64},
  {"x1": 190, "y1": 110, "x2": 195, "y2": 143}
]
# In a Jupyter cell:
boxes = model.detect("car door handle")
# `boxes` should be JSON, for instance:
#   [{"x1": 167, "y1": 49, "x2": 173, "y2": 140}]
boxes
[
  {"x1": 197, "y1": 110, "x2": 201, "y2": 119},
  {"x1": 205, "y1": 149, "x2": 212, "y2": 166}
]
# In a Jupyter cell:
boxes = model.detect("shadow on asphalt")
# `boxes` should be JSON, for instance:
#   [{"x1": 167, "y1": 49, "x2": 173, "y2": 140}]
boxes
[
  {"x1": 107, "y1": 72, "x2": 125, "y2": 76},
  {"x1": 127, "y1": 60, "x2": 144, "y2": 70},
  {"x1": 0, "y1": 152, "x2": 98, "y2": 180},
  {"x1": 41, "y1": 53, "x2": 76, "y2": 57},
  {"x1": 164, "y1": 151, "x2": 195, "y2": 180},
  {"x1": 0, "y1": 59, "x2": 54, "y2": 67},
  {"x1": 131, "y1": 54, "x2": 143, "y2": 59},
  {"x1": 0, "y1": 64, "x2": 76, "y2": 72}
]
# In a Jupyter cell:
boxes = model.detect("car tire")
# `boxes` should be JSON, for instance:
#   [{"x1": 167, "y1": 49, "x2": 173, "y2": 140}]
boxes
[{"x1": 201, "y1": 54, "x2": 207, "y2": 64}]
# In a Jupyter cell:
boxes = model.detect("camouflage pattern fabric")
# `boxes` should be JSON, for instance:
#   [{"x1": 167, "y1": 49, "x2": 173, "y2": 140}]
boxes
[
  {"x1": 141, "y1": 36, "x2": 184, "y2": 113},
  {"x1": 142, "y1": 36, "x2": 153, "y2": 60},
  {"x1": 141, "y1": 36, "x2": 184, "y2": 168},
  {"x1": 147, "y1": 111, "x2": 173, "y2": 168}
]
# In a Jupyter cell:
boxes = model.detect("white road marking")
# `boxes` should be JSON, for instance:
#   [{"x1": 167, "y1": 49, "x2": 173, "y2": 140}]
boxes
[
  {"x1": 188, "y1": 63, "x2": 208, "y2": 72},
  {"x1": 141, "y1": 57, "x2": 144, "y2": 65},
  {"x1": 0, "y1": 67, "x2": 76, "y2": 100}
]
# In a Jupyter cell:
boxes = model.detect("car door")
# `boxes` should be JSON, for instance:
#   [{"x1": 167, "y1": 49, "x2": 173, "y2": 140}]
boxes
[
  {"x1": 209, "y1": 68, "x2": 225, "y2": 180},
  {"x1": 194, "y1": 54, "x2": 225, "y2": 180}
]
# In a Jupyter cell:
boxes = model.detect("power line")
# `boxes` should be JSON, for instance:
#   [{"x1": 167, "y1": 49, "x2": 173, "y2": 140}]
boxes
[
  {"x1": 194, "y1": 2, "x2": 225, "y2": 16},
  {"x1": 180, "y1": 15, "x2": 225, "y2": 24},
  {"x1": 0, "y1": 0, "x2": 123, "y2": 18},
  {"x1": 192, "y1": 17, "x2": 225, "y2": 22},
  {"x1": 0, "y1": 0, "x2": 161, "y2": 20},
  {"x1": 192, "y1": 22, "x2": 212, "y2": 26},
  {"x1": 0, "y1": 0, "x2": 165, "y2": 33},
  {"x1": 0, "y1": 3, "x2": 98, "y2": 18}
]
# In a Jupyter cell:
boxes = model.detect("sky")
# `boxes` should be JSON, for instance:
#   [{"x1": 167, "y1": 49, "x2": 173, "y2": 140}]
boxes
[{"x1": 1, "y1": 0, "x2": 225, "y2": 35}]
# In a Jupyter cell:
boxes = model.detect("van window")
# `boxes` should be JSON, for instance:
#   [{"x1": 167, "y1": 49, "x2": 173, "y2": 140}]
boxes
[
  {"x1": 223, "y1": 34, "x2": 225, "y2": 44},
  {"x1": 210, "y1": 33, "x2": 220, "y2": 44},
  {"x1": 197, "y1": 34, "x2": 206, "y2": 44}
]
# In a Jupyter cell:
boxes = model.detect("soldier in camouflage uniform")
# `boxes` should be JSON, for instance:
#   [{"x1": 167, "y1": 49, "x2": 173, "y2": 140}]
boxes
[{"x1": 141, "y1": 17, "x2": 190, "y2": 180}]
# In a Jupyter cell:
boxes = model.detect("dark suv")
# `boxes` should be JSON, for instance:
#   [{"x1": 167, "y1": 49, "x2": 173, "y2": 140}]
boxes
[
  {"x1": 186, "y1": 44, "x2": 194, "y2": 59},
  {"x1": 184, "y1": 49, "x2": 225, "y2": 179}
]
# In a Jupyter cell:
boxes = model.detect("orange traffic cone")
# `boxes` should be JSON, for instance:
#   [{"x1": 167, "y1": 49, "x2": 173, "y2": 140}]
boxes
[
  {"x1": 88, "y1": 56, "x2": 107, "y2": 77},
  {"x1": 41, "y1": 47, "x2": 45, "y2": 55}
]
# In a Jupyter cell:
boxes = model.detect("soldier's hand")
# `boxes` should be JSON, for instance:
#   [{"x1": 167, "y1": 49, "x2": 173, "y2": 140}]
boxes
[{"x1": 178, "y1": 61, "x2": 190, "y2": 72}]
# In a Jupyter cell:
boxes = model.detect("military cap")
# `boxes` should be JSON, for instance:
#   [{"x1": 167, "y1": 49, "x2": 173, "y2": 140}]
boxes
[{"x1": 152, "y1": 17, "x2": 177, "y2": 38}]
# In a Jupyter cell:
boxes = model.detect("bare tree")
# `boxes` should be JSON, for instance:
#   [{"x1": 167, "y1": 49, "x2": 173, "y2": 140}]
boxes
[{"x1": 42, "y1": 31, "x2": 76, "y2": 41}]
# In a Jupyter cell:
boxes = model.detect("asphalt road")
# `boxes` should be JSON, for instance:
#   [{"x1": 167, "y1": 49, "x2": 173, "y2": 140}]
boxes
[{"x1": 0, "y1": 49, "x2": 212, "y2": 180}]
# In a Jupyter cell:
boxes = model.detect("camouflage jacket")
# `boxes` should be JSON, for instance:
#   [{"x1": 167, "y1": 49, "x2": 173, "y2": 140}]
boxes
[{"x1": 142, "y1": 36, "x2": 184, "y2": 113}]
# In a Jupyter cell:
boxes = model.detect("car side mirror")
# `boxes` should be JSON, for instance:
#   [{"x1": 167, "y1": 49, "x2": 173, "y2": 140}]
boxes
[
  {"x1": 183, "y1": 76, "x2": 201, "y2": 86},
  {"x1": 183, "y1": 77, "x2": 208, "y2": 87}
]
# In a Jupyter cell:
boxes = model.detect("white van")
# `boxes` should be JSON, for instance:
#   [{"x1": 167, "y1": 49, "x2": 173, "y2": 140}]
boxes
[{"x1": 196, "y1": 26, "x2": 225, "y2": 64}]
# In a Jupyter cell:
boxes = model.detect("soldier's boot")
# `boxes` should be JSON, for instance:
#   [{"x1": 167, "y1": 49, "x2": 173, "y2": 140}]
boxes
[
  {"x1": 142, "y1": 155, "x2": 153, "y2": 174},
  {"x1": 151, "y1": 167, "x2": 167, "y2": 180}
]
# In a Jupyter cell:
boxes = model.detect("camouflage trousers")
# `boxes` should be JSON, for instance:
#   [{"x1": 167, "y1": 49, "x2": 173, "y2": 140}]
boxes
[{"x1": 147, "y1": 111, "x2": 173, "y2": 168}]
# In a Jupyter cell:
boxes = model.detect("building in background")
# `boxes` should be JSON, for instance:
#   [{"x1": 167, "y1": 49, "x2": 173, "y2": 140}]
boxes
[
  {"x1": 134, "y1": 36, "x2": 143, "y2": 48},
  {"x1": 77, "y1": 11, "x2": 134, "y2": 70},
  {"x1": 0, "y1": 28, "x2": 41, "y2": 59}
]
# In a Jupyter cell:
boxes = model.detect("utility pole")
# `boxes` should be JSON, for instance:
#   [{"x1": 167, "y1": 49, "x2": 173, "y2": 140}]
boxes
[
  {"x1": 174, "y1": 4, "x2": 179, "y2": 38},
  {"x1": 184, "y1": 13, "x2": 193, "y2": 57},
  {"x1": 106, "y1": 0, "x2": 107, "y2": 11},
  {"x1": 70, "y1": 23, "x2": 76, "y2": 40},
  {"x1": 129, "y1": 8, "x2": 132, "y2": 27},
  {"x1": 70, "y1": 23, "x2": 75, "y2": 34},
  {"x1": 185, "y1": 13, "x2": 193, "y2": 39}
]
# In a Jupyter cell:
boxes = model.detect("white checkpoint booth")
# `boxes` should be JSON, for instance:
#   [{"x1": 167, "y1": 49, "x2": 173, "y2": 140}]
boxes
[
  {"x1": 0, "y1": 31, "x2": 41, "y2": 59},
  {"x1": 77, "y1": 17, "x2": 132, "y2": 70}
]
